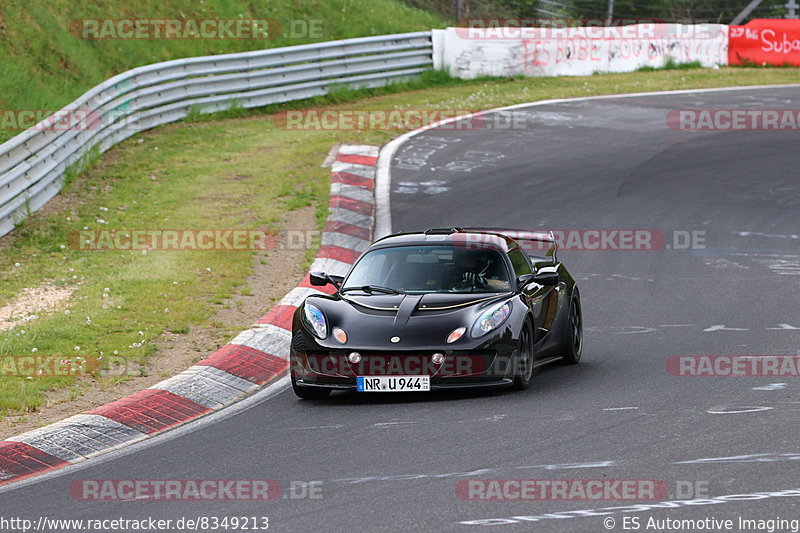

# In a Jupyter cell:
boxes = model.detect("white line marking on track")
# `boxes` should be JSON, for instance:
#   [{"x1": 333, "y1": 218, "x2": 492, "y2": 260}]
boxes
[
  {"x1": 734, "y1": 231, "x2": 800, "y2": 240},
  {"x1": 676, "y1": 453, "x2": 800, "y2": 464},
  {"x1": 457, "y1": 486, "x2": 800, "y2": 526},
  {"x1": 373, "y1": 421, "x2": 419, "y2": 428},
  {"x1": 288, "y1": 424, "x2": 345, "y2": 430},
  {"x1": 704, "y1": 324, "x2": 749, "y2": 332},
  {"x1": 329, "y1": 461, "x2": 617, "y2": 485},
  {"x1": 603, "y1": 407, "x2": 639, "y2": 411},
  {"x1": 706, "y1": 406, "x2": 774, "y2": 414},
  {"x1": 752, "y1": 383, "x2": 787, "y2": 391},
  {"x1": 470, "y1": 414, "x2": 508, "y2": 422},
  {"x1": 526, "y1": 461, "x2": 616, "y2": 470},
  {"x1": 618, "y1": 326, "x2": 658, "y2": 334}
]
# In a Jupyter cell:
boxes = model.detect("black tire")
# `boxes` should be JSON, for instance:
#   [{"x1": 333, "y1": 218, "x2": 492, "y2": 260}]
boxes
[
  {"x1": 291, "y1": 373, "x2": 331, "y2": 400},
  {"x1": 562, "y1": 291, "x2": 583, "y2": 365},
  {"x1": 512, "y1": 322, "x2": 535, "y2": 390}
]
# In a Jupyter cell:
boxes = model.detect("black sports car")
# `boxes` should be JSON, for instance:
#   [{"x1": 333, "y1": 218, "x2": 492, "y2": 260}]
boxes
[{"x1": 290, "y1": 227, "x2": 582, "y2": 399}]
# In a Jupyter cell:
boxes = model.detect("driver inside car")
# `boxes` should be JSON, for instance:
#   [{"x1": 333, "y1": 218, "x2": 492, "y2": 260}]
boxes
[{"x1": 451, "y1": 250, "x2": 510, "y2": 291}]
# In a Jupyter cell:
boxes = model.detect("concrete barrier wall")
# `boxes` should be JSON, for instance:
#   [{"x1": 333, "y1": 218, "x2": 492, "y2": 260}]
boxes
[{"x1": 436, "y1": 24, "x2": 729, "y2": 79}]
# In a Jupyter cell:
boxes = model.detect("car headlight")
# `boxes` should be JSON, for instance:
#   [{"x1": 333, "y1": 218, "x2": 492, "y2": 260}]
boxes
[
  {"x1": 303, "y1": 302, "x2": 328, "y2": 339},
  {"x1": 470, "y1": 301, "x2": 511, "y2": 338}
]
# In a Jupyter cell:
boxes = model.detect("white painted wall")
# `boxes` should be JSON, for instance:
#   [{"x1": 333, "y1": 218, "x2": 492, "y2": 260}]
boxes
[{"x1": 438, "y1": 24, "x2": 729, "y2": 79}]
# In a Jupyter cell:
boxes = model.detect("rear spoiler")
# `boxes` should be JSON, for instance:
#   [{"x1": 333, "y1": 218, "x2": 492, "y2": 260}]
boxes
[{"x1": 462, "y1": 227, "x2": 558, "y2": 264}]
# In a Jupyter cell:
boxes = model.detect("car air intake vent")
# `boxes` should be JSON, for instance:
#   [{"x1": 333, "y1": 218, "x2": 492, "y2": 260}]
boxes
[{"x1": 424, "y1": 227, "x2": 464, "y2": 235}]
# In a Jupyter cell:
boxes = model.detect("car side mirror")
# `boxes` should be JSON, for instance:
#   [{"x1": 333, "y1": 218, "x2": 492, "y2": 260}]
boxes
[
  {"x1": 516, "y1": 274, "x2": 536, "y2": 288},
  {"x1": 309, "y1": 271, "x2": 343, "y2": 289},
  {"x1": 532, "y1": 267, "x2": 559, "y2": 286}
]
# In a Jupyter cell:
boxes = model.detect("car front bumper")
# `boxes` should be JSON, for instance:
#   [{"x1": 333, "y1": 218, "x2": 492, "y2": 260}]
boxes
[{"x1": 290, "y1": 327, "x2": 518, "y2": 390}]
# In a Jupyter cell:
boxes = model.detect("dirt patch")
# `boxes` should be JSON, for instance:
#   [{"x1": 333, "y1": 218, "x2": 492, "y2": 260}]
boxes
[
  {"x1": 0, "y1": 206, "x2": 317, "y2": 439},
  {"x1": 0, "y1": 285, "x2": 76, "y2": 332},
  {"x1": 209, "y1": 206, "x2": 316, "y2": 331}
]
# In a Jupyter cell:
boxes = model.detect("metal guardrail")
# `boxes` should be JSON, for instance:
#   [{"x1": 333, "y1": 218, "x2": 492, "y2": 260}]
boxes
[{"x1": 0, "y1": 31, "x2": 433, "y2": 237}]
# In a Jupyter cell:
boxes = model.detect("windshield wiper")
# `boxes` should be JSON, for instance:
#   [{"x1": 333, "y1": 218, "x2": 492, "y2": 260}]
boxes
[{"x1": 341, "y1": 285, "x2": 404, "y2": 295}]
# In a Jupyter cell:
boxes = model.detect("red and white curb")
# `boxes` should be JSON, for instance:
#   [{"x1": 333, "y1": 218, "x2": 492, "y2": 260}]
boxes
[{"x1": 0, "y1": 144, "x2": 378, "y2": 486}]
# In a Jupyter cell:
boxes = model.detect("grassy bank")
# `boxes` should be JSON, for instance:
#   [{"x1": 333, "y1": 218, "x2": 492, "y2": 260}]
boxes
[{"x1": 0, "y1": 0, "x2": 445, "y2": 143}]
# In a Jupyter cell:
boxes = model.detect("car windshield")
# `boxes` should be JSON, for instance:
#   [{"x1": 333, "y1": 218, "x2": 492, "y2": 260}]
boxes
[{"x1": 342, "y1": 246, "x2": 511, "y2": 294}]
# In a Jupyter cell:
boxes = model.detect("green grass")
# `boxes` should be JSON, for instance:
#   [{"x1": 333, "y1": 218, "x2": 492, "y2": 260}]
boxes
[
  {"x1": 2, "y1": 65, "x2": 800, "y2": 419},
  {"x1": 0, "y1": 113, "x2": 330, "y2": 416},
  {"x1": 0, "y1": 0, "x2": 446, "y2": 143},
  {"x1": 636, "y1": 58, "x2": 705, "y2": 72}
]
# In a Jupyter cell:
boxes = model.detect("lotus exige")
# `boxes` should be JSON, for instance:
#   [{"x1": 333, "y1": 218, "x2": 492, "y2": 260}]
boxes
[{"x1": 290, "y1": 227, "x2": 582, "y2": 399}]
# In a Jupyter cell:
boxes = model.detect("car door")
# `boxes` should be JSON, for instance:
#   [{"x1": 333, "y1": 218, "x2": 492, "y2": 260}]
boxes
[{"x1": 509, "y1": 248, "x2": 559, "y2": 343}]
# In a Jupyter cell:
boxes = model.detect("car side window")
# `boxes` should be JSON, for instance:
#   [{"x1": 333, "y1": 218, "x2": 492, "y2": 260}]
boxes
[{"x1": 508, "y1": 249, "x2": 533, "y2": 276}]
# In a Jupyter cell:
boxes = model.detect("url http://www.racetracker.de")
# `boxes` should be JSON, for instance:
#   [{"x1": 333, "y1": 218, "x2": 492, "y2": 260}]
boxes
[{"x1": 0, "y1": 515, "x2": 271, "y2": 532}]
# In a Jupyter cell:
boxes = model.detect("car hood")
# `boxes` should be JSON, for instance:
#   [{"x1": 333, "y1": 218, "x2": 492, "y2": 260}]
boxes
[
  {"x1": 307, "y1": 291, "x2": 514, "y2": 350},
  {"x1": 341, "y1": 292, "x2": 508, "y2": 314}
]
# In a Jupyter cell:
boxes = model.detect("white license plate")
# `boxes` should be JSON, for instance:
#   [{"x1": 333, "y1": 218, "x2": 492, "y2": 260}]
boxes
[{"x1": 356, "y1": 375, "x2": 430, "y2": 392}]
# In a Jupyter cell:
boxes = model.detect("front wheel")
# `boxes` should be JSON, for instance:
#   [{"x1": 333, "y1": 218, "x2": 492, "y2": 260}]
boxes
[
  {"x1": 291, "y1": 373, "x2": 331, "y2": 400},
  {"x1": 512, "y1": 322, "x2": 535, "y2": 390},
  {"x1": 561, "y1": 291, "x2": 583, "y2": 365}
]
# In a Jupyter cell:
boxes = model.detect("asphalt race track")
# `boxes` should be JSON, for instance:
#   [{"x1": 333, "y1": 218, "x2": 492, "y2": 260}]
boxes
[{"x1": 2, "y1": 86, "x2": 800, "y2": 532}]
